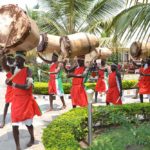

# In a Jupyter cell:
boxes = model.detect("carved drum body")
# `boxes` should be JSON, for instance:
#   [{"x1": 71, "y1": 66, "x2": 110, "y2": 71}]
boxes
[{"x1": 0, "y1": 4, "x2": 40, "y2": 53}]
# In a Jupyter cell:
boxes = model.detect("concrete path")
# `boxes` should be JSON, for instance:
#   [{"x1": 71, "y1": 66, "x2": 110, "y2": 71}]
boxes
[{"x1": 0, "y1": 72, "x2": 149, "y2": 150}]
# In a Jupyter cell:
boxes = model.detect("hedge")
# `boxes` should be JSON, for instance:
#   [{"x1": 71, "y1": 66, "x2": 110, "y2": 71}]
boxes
[
  {"x1": 33, "y1": 80, "x2": 138, "y2": 95},
  {"x1": 42, "y1": 103, "x2": 150, "y2": 150}
]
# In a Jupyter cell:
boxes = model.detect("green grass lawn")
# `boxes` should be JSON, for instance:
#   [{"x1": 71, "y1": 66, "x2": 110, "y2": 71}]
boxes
[{"x1": 87, "y1": 123, "x2": 150, "y2": 150}]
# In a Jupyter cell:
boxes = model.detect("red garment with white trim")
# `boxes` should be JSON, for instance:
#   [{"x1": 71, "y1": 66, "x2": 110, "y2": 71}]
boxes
[
  {"x1": 106, "y1": 72, "x2": 122, "y2": 105},
  {"x1": 5, "y1": 72, "x2": 14, "y2": 103},
  {"x1": 138, "y1": 67, "x2": 144, "y2": 88},
  {"x1": 95, "y1": 69, "x2": 107, "y2": 93},
  {"x1": 139, "y1": 66, "x2": 150, "y2": 94},
  {"x1": 11, "y1": 67, "x2": 41, "y2": 123},
  {"x1": 48, "y1": 63, "x2": 57, "y2": 94},
  {"x1": 71, "y1": 66, "x2": 88, "y2": 107}
]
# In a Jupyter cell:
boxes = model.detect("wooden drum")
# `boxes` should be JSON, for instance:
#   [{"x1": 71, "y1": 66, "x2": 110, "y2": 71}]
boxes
[
  {"x1": 60, "y1": 32, "x2": 99, "y2": 58},
  {"x1": 85, "y1": 47, "x2": 112, "y2": 63},
  {"x1": 37, "y1": 33, "x2": 61, "y2": 54},
  {"x1": 130, "y1": 41, "x2": 150, "y2": 59},
  {"x1": 0, "y1": 4, "x2": 40, "y2": 53}
]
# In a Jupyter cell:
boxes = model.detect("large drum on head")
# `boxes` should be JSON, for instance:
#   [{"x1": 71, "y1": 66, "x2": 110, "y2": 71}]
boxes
[
  {"x1": 37, "y1": 33, "x2": 61, "y2": 55},
  {"x1": 0, "y1": 4, "x2": 40, "y2": 53},
  {"x1": 85, "y1": 47, "x2": 112, "y2": 64},
  {"x1": 60, "y1": 32, "x2": 99, "y2": 58},
  {"x1": 130, "y1": 41, "x2": 150, "y2": 59}
]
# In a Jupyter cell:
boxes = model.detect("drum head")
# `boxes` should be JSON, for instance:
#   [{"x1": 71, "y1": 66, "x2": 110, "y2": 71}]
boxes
[
  {"x1": 0, "y1": 4, "x2": 30, "y2": 48},
  {"x1": 37, "y1": 33, "x2": 48, "y2": 52},
  {"x1": 130, "y1": 42, "x2": 142, "y2": 58}
]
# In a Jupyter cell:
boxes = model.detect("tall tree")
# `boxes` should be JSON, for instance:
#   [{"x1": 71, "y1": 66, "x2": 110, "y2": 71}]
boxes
[
  {"x1": 38, "y1": 0, "x2": 126, "y2": 36},
  {"x1": 109, "y1": 0, "x2": 150, "y2": 43}
]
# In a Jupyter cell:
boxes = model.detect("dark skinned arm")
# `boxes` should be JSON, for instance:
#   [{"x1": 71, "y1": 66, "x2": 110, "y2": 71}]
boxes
[
  {"x1": 116, "y1": 71, "x2": 122, "y2": 96},
  {"x1": 49, "y1": 63, "x2": 62, "y2": 74},
  {"x1": 1, "y1": 55, "x2": 10, "y2": 72},
  {"x1": 141, "y1": 73, "x2": 150, "y2": 76},
  {"x1": 67, "y1": 67, "x2": 89, "y2": 78},
  {"x1": 38, "y1": 53, "x2": 52, "y2": 64}
]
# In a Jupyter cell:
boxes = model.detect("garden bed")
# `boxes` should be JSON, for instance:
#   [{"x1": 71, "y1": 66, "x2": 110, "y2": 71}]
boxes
[{"x1": 42, "y1": 103, "x2": 150, "y2": 150}]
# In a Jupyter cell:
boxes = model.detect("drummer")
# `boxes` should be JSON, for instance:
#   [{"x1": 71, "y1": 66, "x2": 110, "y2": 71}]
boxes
[
  {"x1": 106, "y1": 63, "x2": 122, "y2": 105},
  {"x1": 6, "y1": 51, "x2": 41, "y2": 150},
  {"x1": 38, "y1": 53, "x2": 66, "y2": 111},
  {"x1": 139, "y1": 58, "x2": 150, "y2": 102},
  {"x1": 0, "y1": 54, "x2": 15, "y2": 128},
  {"x1": 65, "y1": 55, "x2": 89, "y2": 108},
  {"x1": 95, "y1": 59, "x2": 108, "y2": 102}
]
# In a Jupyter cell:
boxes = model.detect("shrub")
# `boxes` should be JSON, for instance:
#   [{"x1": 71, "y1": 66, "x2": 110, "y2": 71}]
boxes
[
  {"x1": 42, "y1": 108, "x2": 88, "y2": 150},
  {"x1": 33, "y1": 82, "x2": 72, "y2": 95},
  {"x1": 122, "y1": 80, "x2": 138, "y2": 89},
  {"x1": 33, "y1": 80, "x2": 137, "y2": 95},
  {"x1": 42, "y1": 103, "x2": 150, "y2": 150}
]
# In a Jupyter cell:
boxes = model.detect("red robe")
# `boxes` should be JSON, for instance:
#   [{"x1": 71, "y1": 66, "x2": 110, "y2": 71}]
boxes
[
  {"x1": 139, "y1": 66, "x2": 150, "y2": 94},
  {"x1": 138, "y1": 67, "x2": 144, "y2": 88},
  {"x1": 95, "y1": 69, "x2": 107, "y2": 93},
  {"x1": 5, "y1": 72, "x2": 14, "y2": 103},
  {"x1": 71, "y1": 66, "x2": 88, "y2": 107},
  {"x1": 48, "y1": 63, "x2": 57, "y2": 94},
  {"x1": 106, "y1": 71, "x2": 122, "y2": 105},
  {"x1": 11, "y1": 67, "x2": 41, "y2": 123}
]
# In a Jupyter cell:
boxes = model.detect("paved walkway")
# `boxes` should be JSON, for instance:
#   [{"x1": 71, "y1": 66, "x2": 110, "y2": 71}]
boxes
[{"x1": 0, "y1": 72, "x2": 149, "y2": 150}]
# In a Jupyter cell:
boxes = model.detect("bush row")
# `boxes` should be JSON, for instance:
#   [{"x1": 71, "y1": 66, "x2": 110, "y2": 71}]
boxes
[
  {"x1": 42, "y1": 103, "x2": 150, "y2": 150},
  {"x1": 33, "y1": 80, "x2": 138, "y2": 95}
]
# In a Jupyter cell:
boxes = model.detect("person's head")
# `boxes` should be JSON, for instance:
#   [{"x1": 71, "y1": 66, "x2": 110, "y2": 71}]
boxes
[
  {"x1": 77, "y1": 55, "x2": 84, "y2": 67},
  {"x1": 52, "y1": 53, "x2": 58, "y2": 62},
  {"x1": 141, "y1": 59, "x2": 146, "y2": 67},
  {"x1": 101, "y1": 59, "x2": 106, "y2": 67},
  {"x1": 15, "y1": 51, "x2": 26, "y2": 68},
  {"x1": 6, "y1": 54, "x2": 15, "y2": 67},
  {"x1": 147, "y1": 58, "x2": 150, "y2": 66},
  {"x1": 111, "y1": 63, "x2": 117, "y2": 72}
]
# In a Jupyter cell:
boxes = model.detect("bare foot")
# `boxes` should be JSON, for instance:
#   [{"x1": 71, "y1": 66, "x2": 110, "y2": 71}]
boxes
[
  {"x1": 0, "y1": 122, "x2": 5, "y2": 128},
  {"x1": 16, "y1": 145, "x2": 21, "y2": 150},
  {"x1": 61, "y1": 105, "x2": 66, "y2": 110},
  {"x1": 27, "y1": 139, "x2": 34, "y2": 147},
  {"x1": 46, "y1": 108, "x2": 53, "y2": 112}
]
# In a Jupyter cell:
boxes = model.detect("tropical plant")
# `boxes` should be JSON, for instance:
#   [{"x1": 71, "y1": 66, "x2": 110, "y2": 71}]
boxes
[
  {"x1": 38, "y1": 0, "x2": 126, "y2": 36},
  {"x1": 110, "y1": 0, "x2": 150, "y2": 43}
]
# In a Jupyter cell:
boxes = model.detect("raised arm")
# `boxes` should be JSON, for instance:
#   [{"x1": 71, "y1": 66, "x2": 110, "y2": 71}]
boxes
[
  {"x1": 38, "y1": 53, "x2": 52, "y2": 64},
  {"x1": 67, "y1": 67, "x2": 89, "y2": 78},
  {"x1": 1, "y1": 55, "x2": 10, "y2": 72}
]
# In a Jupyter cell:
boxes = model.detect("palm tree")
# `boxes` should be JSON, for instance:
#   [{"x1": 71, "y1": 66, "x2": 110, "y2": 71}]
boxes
[
  {"x1": 110, "y1": 0, "x2": 150, "y2": 43},
  {"x1": 38, "y1": 0, "x2": 126, "y2": 36}
]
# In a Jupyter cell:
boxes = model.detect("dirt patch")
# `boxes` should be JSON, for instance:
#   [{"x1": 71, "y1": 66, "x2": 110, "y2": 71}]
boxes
[{"x1": 126, "y1": 145, "x2": 144, "y2": 150}]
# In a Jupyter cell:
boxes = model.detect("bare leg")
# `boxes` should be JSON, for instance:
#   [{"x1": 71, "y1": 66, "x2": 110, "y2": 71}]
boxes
[
  {"x1": 26, "y1": 125, "x2": 35, "y2": 147},
  {"x1": 47, "y1": 94, "x2": 53, "y2": 111},
  {"x1": 95, "y1": 92, "x2": 98, "y2": 103},
  {"x1": 140, "y1": 94, "x2": 143, "y2": 103},
  {"x1": 132, "y1": 89, "x2": 138, "y2": 99},
  {"x1": 60, "y1": 96, "x2": 66, "y2": 109},
  {"x1": 12, "y1": 126, "x2": 21, "y2": 150},
  {"x1": 106, "y1": 102, "x2": 110, "y2": 106},
  {"x1": 0, "y1": 103, "x2": 9, "y2": 128},
  {"x1": 73, "y1": 105, "x2": 76, "y2": 108}
]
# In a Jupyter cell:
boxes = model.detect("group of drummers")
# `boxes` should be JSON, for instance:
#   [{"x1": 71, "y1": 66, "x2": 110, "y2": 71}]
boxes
[{"x1": 1, "y1": 49, "x2": 150, "y2": 150}]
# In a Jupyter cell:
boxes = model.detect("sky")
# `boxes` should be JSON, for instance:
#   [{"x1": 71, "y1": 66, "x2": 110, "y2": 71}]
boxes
[{"x1": 0, "y1": 0, "x2": 39, "y2": 9}]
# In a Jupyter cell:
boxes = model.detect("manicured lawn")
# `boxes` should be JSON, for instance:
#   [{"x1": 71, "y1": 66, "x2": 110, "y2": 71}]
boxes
[{"x1": 88, "y1": 123, "x2": 150, "y2": 150}]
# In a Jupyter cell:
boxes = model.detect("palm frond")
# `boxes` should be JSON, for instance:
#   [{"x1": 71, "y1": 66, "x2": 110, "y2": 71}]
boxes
[{"x1": 110, "y1": 3, "x2": 150, "y2": 43}]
